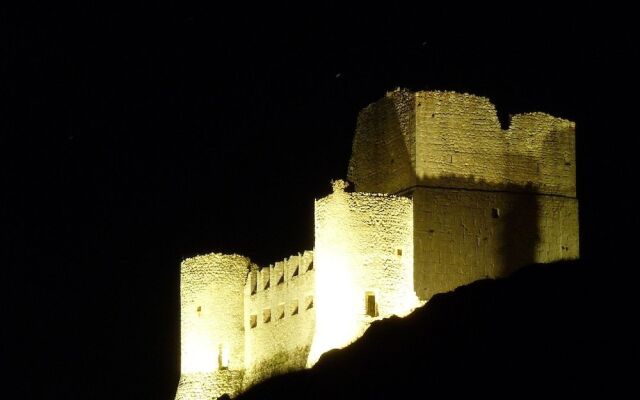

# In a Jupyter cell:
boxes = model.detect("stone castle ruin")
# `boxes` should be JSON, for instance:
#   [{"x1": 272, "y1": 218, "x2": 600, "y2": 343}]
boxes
[{"x1": 174, "y1": 90, "x2": 579, "y2": 399}]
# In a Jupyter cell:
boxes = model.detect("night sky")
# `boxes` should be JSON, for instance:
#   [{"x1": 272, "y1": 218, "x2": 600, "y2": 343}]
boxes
[{"x1": 3, "y1": 5, "x2": 634, "y2": 399}]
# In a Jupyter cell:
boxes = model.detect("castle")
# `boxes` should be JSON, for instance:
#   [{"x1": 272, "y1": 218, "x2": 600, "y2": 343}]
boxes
[{"x1": 174, "y1": 90, "x2": 579, "y2": 399}]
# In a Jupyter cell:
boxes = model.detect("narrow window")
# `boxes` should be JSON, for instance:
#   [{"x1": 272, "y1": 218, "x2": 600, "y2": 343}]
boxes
[
  {"x1": 249, "y1": 314, "x2": 257, "y2": 328},
  {"x1": 396, "y1": 248, "x2": 402, "y2": 256},
  {"x1": 492, "y1": 208, "x2": 501, "y2": 218},
  {"x1": 307, "y1": 261, "x2": 314, "y2": 271},
  {"x1": 292, "y1": 266, "x2": 299, "y2": 277},
  {"x1": 218, "y1": 344, "x2": 229, "y2": 370},
  {"x1": 277, "y1": 273, "x2": 284, "y2": 285},
  {"x1": 365, "y1": 292, "x2": 378, "y2": 317},
  {"x1": 196, "y1": 306, "x2": 202, "y2": 316},
  {"x1": 291, "y1": 300, "x2": 299, "y2": 316},
  {"x1": 263, "y1": 309, "x2": 271, "y2": 323}
]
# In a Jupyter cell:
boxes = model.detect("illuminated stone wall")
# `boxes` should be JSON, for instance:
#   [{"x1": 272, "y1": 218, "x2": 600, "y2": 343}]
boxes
[
  {"x1": 349, "y1": 90, "x2": 576, "y2": 196},
  {"x1": 348, "y1": 90, "x2": 579, "y2": 301},
  {"x1": 243, "y1": 252, "x2": 315, "y2": 388},
  {"x1": 175, "y1": 254, "x2": 250, "y2": 400},
  {"x1": 309, "y1": 181, "x2": 417, "y2": 365},
  {"x1": 413, "y1": 91, "x2": 575, "y2": 196},
  {"x1": 174, "y1": 89, "x2": 579, "y2": 399}
]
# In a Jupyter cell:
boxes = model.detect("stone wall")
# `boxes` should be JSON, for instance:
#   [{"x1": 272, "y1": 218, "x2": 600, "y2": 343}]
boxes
[
  {"x1": 348, "y1": 89, "x2": 416, "y2": 194},
  {"x1": 414, "y1": 91, "x2": 576, "y2": 197},
  {"x1": 413, "y1": 187, "x2": 579, "y2": 300},
  {"x1": 309, "y1": 182, "x2": 417, "y2": 365},
  {"x1": 243, "y1": 251, "x2": 315, "y2": 388},
  {"x1": 175, "y1": 253, "x2": 250, "y2": 400},
  {"x1": 348, "y1": 90, "x2": 576, "y2": 197},
  {"x1": 175, "y1": 371, "x2": 244, "y2": 400},
  {"x1": 348, "y1": 89, "x2": 579, "y2": 301},
  {"x1": 173, "y1": 89, "x2": 580, "y2": 400}
]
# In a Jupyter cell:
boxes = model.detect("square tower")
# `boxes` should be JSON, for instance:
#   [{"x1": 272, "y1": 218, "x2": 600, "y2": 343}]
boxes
[{"x1": 348, "y1": 90, "x2": 579, "y2": 300}]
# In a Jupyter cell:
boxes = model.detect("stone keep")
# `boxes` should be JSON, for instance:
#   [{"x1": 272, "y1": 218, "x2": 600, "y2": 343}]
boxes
[
  {"x1": 348, "y1": 90, "x2": 578, "y2": 299},
  {"x1": 174, "y1": 90, "x2": 579, "y2": 400}
]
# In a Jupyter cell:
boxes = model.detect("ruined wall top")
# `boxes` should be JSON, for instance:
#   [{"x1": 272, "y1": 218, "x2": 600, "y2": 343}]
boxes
[{"x1": 348, "y1": 90, "x2": 576, "y2": 197}]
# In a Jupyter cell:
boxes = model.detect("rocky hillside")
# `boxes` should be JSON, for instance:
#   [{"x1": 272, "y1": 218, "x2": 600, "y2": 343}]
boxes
[{"x1": 236, "y1": 259, "x2": 623, "y2": 399}]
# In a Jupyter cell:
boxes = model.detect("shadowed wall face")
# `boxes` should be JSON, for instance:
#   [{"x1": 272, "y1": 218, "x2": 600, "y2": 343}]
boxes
[
  {"x1": 413, "y1": 91, "x2": 576, "y2": 196},
  {"x1": 412, "y1": 187, "x2": 578, "y2": 299},
  {"x1": 348, "y1": 90, "x2": 416, "y2": 194}
]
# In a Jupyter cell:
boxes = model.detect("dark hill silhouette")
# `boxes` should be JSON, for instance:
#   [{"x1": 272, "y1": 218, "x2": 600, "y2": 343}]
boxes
[{"x1": 236, "y1": 259, "x2": 622, "y2": 399}]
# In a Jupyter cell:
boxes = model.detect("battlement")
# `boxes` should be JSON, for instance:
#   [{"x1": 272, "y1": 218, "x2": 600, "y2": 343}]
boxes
[
  {"x1": 348, "y1": 89, "x2": 576, "y2": 197},
  {"x1": 243, "y1": 251, "x2": 316, "y2": 387},
  {"x1": 245, "y1": 251, "x2": 314, "y2": 296}
]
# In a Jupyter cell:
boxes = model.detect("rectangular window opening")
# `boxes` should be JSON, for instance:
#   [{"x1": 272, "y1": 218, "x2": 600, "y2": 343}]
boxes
[
  {"x1": 365, "y1": 292, "x2": 378, "y2": 317},
  {"x1": 492, "y1": 208, "x2": 501, "y2": 218},
  {"x1": 249, "y1": 314, "x2": 257, "y2": 328},
  {"x1": 396, "y1": 248, "x2": 402, "y2": 256},
  {"x1": 305, "y1": 295, "x2": 314, "y2": 310},
  {"x1": 218, "y1": 344, "x2": 229, "y2": 370},
  {"x1": 291, "y1": 300, "x2": 299, "y2": 316}
]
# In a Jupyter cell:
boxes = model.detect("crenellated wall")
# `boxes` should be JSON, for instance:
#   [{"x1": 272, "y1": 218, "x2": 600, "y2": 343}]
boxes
[
  {"x1": 308, "y1": 181, "x2": 417, "y2": 366},
  {"x1": 243, "y1": 252, "x2": 315, "y2": 388}
]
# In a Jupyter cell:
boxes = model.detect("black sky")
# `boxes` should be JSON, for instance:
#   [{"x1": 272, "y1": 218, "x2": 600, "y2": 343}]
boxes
[{"x1": 2, "y1": 5, "x2": 635, "y2": 399}]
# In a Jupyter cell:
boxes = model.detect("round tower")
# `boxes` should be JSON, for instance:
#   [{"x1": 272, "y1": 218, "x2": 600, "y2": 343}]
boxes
[{"x1": 175, "y1": 253, "x2": 249, "y2": 400}]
